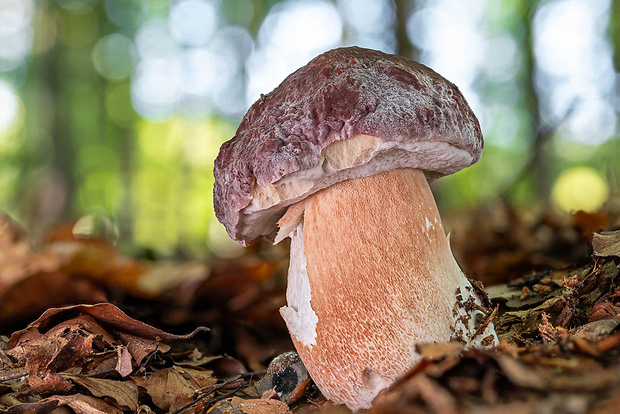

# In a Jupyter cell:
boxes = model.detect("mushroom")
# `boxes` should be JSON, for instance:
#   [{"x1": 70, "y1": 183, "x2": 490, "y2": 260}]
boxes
[{"x1": 213, "y1": 47, "x2": 498, "y2": 410}]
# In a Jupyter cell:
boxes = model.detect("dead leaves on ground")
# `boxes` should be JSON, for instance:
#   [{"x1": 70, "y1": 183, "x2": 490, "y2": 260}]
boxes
[
  {"x1": 0, "y1": 216, "x2": 295, "y2": 413},
  {"x1": 0, "y1": 214, "x2": 292, "y2": 371},
  {"x1": 0, "y1": 215, "x2": 214, "y2": 330},
  {"x1": 0, "y1": 303, "x2": 219, "y2": 413},
  {"x1": 365, "y1": 224, "x2": 620, "y2": 414},
  {"x1": 446, "y1": 202, "x2": 618, "y2": 286},
  {"x1": 0, "y1": 302, "x2": 290, "y2": 413},
  {"x1": 369, "y1": 340, "x2": 620, "y2": 414},
  {"x1": 2, "y1": 202, "x2": 620, "y2": 413},
  {"x1": 592, "y1": 230, "x2": 620, "y2": 258}
]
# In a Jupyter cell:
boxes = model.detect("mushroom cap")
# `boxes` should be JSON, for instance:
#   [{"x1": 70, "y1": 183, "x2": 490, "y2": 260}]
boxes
[{"x1": 214, "y1": 46, "x2": 483, "y2": 245}]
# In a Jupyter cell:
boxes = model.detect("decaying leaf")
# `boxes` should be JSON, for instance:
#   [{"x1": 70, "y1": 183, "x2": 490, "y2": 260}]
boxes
[
  {"x1": 0, "y1": 215, "x2": 59, "y2": 295},
  {"x1": 593, "y1": 230, "x2": 620, "y2": 258},
  {"x1": 0, "y1": 218, "x2": 214, "y2": 333},
  {"x1": 44, "y1": 393, "x2": 123, "y2": 414},
  {"x1": 0, "y1": 398, "x2": 60, "y2": 413},
  {"x1": 7, "y1": 303, "x2": 208, "y2": 350},
  {"x1": 208, "y1": 396, "x2": 291, "y2": 414},
  {"x1": 133, "y1": 365, "x2": 216, "y2": 411},
  {"x1": 0, "y1": 302, "x2": 213, "y2": 413},
  {"x1": 61, "y1": 374, "x2": 139, "y2": 412},
  {"x1": 117, "y1": 332, "x2": 170, "y2": 366},
  {"x1": 0, "y1": 393, "x2": 123, "y2": 414},
  {"x1": 4, "y1": 303, "x2": 208, "y2": 390},
  {"x1": 21, "y1": 371, "x2": 73, "y2": 396}
]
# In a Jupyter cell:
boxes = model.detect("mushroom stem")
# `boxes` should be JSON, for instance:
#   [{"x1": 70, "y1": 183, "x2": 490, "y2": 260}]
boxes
[{"x1": 278, "y1": 168, "x2": 497, "y2": 410}]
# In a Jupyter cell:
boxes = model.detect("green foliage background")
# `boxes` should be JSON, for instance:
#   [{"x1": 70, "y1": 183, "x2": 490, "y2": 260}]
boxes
[{"x1": 0, "y1": 0, "x2": 618, "y2": 257}]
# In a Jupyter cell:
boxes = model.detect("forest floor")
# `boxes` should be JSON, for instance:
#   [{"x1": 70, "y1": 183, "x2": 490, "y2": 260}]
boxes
[{"x1": 1, "y1": 198, "x2": 620, "y2": 413}]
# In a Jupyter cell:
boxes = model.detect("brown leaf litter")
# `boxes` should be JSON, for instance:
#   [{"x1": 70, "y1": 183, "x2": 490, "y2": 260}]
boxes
[
  {"x1": 361, "y1": 208, "x2": 620, "y2": 413},
  {"x1": 1, "y1": 202, "x2": 620, "y2": 413},
  {"x1": 0, "y1": 303, "x2": 240, "y2": 413}
]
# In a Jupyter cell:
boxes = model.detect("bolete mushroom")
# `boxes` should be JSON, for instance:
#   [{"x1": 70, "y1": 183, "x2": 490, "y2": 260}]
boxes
[{"x1": 213, "y1": 47, "x2": 498, "y2": 410}]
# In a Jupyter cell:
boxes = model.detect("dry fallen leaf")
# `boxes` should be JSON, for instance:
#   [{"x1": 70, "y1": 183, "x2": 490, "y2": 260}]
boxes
[
  {"x1": 0, "y1": 302, "x2": 211, "y2": 412},
  {"x1": 208, "y1": 396, "x2": 291, "y2": 414},
  {"x1": 45, "y1": 393, "x2": 123, "y2": 414},
  {"x1": 592, "y1": 230, "x2": 620, "y2": 257},
  {"x1": 574, "y1": 319, "x2": 620, "y2": 341},
  {"x1": 0, "y1": 272, "x2": 107, "y2": 329},
  {"x1": 133, "y1": 365, "x2": 217, "y2": 411},
  {"x1": 61, "y1": 374, "x2": 139, "y2": 412},
  {"x1": 0, "y1": 215, "x2": 59, "y2": 295},
  {"x1": 7, "y1": 303, "x2": 208, "y2": 350}
]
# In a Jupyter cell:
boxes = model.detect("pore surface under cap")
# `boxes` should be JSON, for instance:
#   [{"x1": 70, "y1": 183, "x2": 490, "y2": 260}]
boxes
[{"x1": 213, "y1": 47, "x2": 483, "y2": 244}]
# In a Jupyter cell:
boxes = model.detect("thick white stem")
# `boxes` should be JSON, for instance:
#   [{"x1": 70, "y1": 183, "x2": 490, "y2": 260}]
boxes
[{"x1": 278, "y1": 168, "x2": 497, "y2": 410}]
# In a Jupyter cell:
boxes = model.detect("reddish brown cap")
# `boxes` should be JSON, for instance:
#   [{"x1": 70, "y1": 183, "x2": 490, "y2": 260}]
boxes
[{"x1": 214, "y1": 47, "x2": 483, "y2": 245}]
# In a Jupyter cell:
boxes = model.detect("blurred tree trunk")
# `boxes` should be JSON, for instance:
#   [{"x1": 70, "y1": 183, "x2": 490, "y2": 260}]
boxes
[
  {"x1": 612, "y1": 1, "x2": 620, "y2": 71},
  {"x1": 499, "y1": 0, "x2": 554, "y2": 203},
  {"x1": 395, "y1": 0, "x2": 420, "y2": 60},
  {"x1": 47, "y1": 44, "x2": 75, "y2": 221},
  {"x1": 47, "y1": 53, "x2": 76, "y2": 223},
  {"x1": 96, "y1": 1, "x2": 137, "y2": 243},
  {"x1": 22, "y1": 2, "x2": 75, "y2": 235},
  {"x1": 521, "y1": 0, "x2": 551, "y2": 202},
  {"x1": 611, "y1": 0, "x2": 620, "y2": 135},
  {"x1": 608, "y1": 0, "x2": 620, "y2": 192},
  {"x1": 103, "y1": 93, "x2": 135, "y2": 243}
]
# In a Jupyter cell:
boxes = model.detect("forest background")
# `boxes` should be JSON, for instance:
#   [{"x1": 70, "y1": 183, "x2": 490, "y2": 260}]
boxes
[{"x1": 0, "y1": 0, "x2": 618, "y2": 258}]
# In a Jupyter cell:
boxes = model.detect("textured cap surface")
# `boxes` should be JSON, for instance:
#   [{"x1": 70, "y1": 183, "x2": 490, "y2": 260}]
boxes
[{"x1": 213, "y1": 47, "x2": 483, "y2": 244}]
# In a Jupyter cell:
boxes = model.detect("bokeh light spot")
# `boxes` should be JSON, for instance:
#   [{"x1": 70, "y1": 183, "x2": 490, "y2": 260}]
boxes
[
  {"x1": 534, "y1": 0, "x2": 615, "y2": 143},
  {"x1": 131, "y1": 58, "x2": 182, "y2": 119},
  {"x1": 0, "y1": 30, "x2": 31, "y2": 72},
  {"x1": 0, "y1": 0, "x2": 33, "y2": 36},
  {"x1": 105, "y1": 0, "x2": 145, "y2": 28},
  {"x1": 260, "y1": 0, "x2": 342, "y2": 56},
  {"x1": 552, "y1": 166, "x2": 609, "y2": 213},
  {"x1": 169, "y1": 0, "x2": 218, "y2": 46},
  {"x1": 0, "y1": 0, "x2": 33, "y2": 71},
  {"x1": 135, "y1": 18, "x2": 178, "y2": 59},
  {"x1": 483, "y1": 35, "x2": 521, "y2": 83},
  {"x1": 247, "y1": 0, "x2": 342, "y2": 105},
  {"x1": 337, "y1": 0, "x2": 395, "y2": 51},
  {"x1": 0, "y1": 80, "x2": 23, "y2": 140},
  {"x1": 92, "y1": 33, "x2": 135, "y2": 80}
]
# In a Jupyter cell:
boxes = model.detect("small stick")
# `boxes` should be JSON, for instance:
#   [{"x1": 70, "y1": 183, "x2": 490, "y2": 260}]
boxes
[
  {"x1": 472, "y1": 305, "x2": 499, "y2": 339},
  {"x1": 171, "y1": 375, "x2": 244, "y2": 414},
  {"x1": 0, "y1": 368, "x2": 28, "y2": 383}
]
